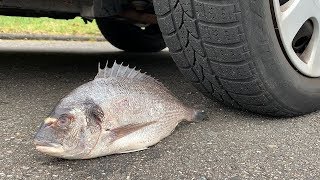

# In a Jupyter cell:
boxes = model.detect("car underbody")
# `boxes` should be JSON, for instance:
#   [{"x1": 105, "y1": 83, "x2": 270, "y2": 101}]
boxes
[{"x1": 0, "y1": 0, "x2": 156, "y2": 24}]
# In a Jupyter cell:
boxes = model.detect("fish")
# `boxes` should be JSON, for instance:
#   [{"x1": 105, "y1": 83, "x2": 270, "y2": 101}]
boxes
[{"x1": 34, "y1": 61, "x2": 205, "y2": 159}]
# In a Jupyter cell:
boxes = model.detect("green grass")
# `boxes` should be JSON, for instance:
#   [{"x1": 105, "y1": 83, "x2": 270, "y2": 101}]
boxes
[{"x1": 0, "y1": 16, "x2": 101, "y2": 36}]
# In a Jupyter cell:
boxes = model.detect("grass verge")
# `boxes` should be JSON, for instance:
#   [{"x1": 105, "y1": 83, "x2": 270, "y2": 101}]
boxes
[{"x1": 0, "y1": 16, "x2": 101, "y2": 36}]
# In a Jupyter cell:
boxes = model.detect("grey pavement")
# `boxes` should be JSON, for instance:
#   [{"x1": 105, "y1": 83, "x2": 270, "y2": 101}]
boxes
[
  {"x1": 0, "y1": 33, "x2": 105, "y2": 42},
  {"x1": 0, "y1": 40, "x2": 319, "y2": 179},
  {"x1": 0, "y1": 39, "x2": 120, "y2": 53}
]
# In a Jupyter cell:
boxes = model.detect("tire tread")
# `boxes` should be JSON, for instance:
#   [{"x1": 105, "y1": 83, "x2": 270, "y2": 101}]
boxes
[{"x1": 155, "y1": 0, "x2": 299, "y2": 116}]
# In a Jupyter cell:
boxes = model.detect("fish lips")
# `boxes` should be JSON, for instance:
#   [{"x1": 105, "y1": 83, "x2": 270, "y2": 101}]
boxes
[
  {"x1": 34, "y1": 139, "x2": 64, "y2": 156},
  {"x1": 34, "y1": 121, "x2": 65, "y2": 156}
]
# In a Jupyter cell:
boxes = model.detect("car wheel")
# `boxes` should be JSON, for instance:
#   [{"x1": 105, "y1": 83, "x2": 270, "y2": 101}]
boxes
[
  {"x1": 154, "y1": 0, "x2": 320, "y2": 116},
  {"x1": 96, "y1": 18, "x2": 166, "y2": 52}
]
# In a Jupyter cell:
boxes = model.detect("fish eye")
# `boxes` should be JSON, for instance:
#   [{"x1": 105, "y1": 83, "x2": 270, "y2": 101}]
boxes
[{"x1": 57, "y1": 114, "x2": 73, "y2": 127}]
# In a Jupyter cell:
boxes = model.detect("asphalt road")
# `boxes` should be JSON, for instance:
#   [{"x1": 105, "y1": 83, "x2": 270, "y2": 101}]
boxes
[{"x1": 0, "y1": 40, "x2": 319, "y2": 180}]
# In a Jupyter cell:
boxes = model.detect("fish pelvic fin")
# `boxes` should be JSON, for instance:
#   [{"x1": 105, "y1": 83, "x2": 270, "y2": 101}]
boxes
[
  {"x1": 116, "y1": 147, "x2": 148, "y2": 154},
  {"x1": 95, "y1": 61, "x2": 162, "y2": 85}
]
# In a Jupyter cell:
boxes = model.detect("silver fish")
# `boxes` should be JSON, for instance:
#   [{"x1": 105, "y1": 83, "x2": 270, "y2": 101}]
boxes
[{"x1": 34, "y1": 61, "x2": 205, "y2": 159}]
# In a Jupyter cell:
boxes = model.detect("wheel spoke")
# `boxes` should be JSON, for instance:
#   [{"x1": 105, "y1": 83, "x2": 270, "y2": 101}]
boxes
[
  {"x1": 307, "y1": 23, "x2": 320, "y2": 75},
  {"x1": 280, "y1": 0, "x2": 316, "y2": 43}
]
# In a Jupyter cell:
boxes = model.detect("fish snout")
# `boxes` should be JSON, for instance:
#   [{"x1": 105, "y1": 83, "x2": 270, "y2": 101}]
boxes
[
  {"x1": 34, "y1": 118, "x2": 63, "y2": 152},
  {"x1": 34, "y1": 131, "x2": 64, "y2": 156}
]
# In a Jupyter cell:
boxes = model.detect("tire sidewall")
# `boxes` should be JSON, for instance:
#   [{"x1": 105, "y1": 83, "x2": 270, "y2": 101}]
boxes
[{"x1": 243, "y1": 0, "x2": 320, "y2": 113}]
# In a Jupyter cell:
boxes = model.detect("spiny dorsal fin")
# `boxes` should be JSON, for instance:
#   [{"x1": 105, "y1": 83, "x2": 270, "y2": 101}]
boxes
[{"x1": 95, "y1": 61, "x2": 162, "y2": 85}]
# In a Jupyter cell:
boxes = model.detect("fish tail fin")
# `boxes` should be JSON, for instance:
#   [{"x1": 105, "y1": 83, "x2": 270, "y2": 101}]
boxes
[{"x1": 187, "y1": 109, "x2": 207, "y2": 122}]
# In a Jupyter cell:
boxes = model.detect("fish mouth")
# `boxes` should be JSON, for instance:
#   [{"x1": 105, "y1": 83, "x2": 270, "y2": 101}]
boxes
[{"x1": 34, "y1": 140, "x2": 64, "y2": 156}]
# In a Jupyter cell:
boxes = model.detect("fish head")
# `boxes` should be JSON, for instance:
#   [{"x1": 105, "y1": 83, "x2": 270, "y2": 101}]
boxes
[{"x1": 34, "y1": 100, "x2": 103, "y2": 159}]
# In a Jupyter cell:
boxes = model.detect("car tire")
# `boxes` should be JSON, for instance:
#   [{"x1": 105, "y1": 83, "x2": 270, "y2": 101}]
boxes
[
  {"x1": 96, "y1": 18, "x2": 166, "y2": 52},
  {"x1": 154, "y1": 0, "x2": 320, "y2": 116}
]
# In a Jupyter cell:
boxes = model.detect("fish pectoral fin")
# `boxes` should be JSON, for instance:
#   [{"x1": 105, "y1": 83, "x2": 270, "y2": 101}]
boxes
[{"x1": 110, "y1": 121, "x2": 156, "y2": 142}]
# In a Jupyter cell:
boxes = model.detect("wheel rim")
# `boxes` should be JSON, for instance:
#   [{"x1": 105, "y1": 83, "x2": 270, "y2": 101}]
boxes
[{"x1": 273, "y1": 0, "x2": 320, "y2": 77}]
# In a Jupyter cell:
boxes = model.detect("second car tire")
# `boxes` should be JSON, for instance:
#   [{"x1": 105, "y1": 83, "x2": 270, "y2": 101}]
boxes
[{"x1": 96, "y1": 18, "x2": 166, "y2": 52}]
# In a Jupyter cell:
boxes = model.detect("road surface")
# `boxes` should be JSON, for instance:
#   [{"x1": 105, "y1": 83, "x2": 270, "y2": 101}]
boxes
[{"x1": 0, "y1": 40, "x2": 319, "y2": 179}]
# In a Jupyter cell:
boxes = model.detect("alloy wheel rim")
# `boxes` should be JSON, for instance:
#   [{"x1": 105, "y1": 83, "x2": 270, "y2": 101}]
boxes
[{"x1": 273, "y1": 0, "x2": 320, "y2": 77}]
